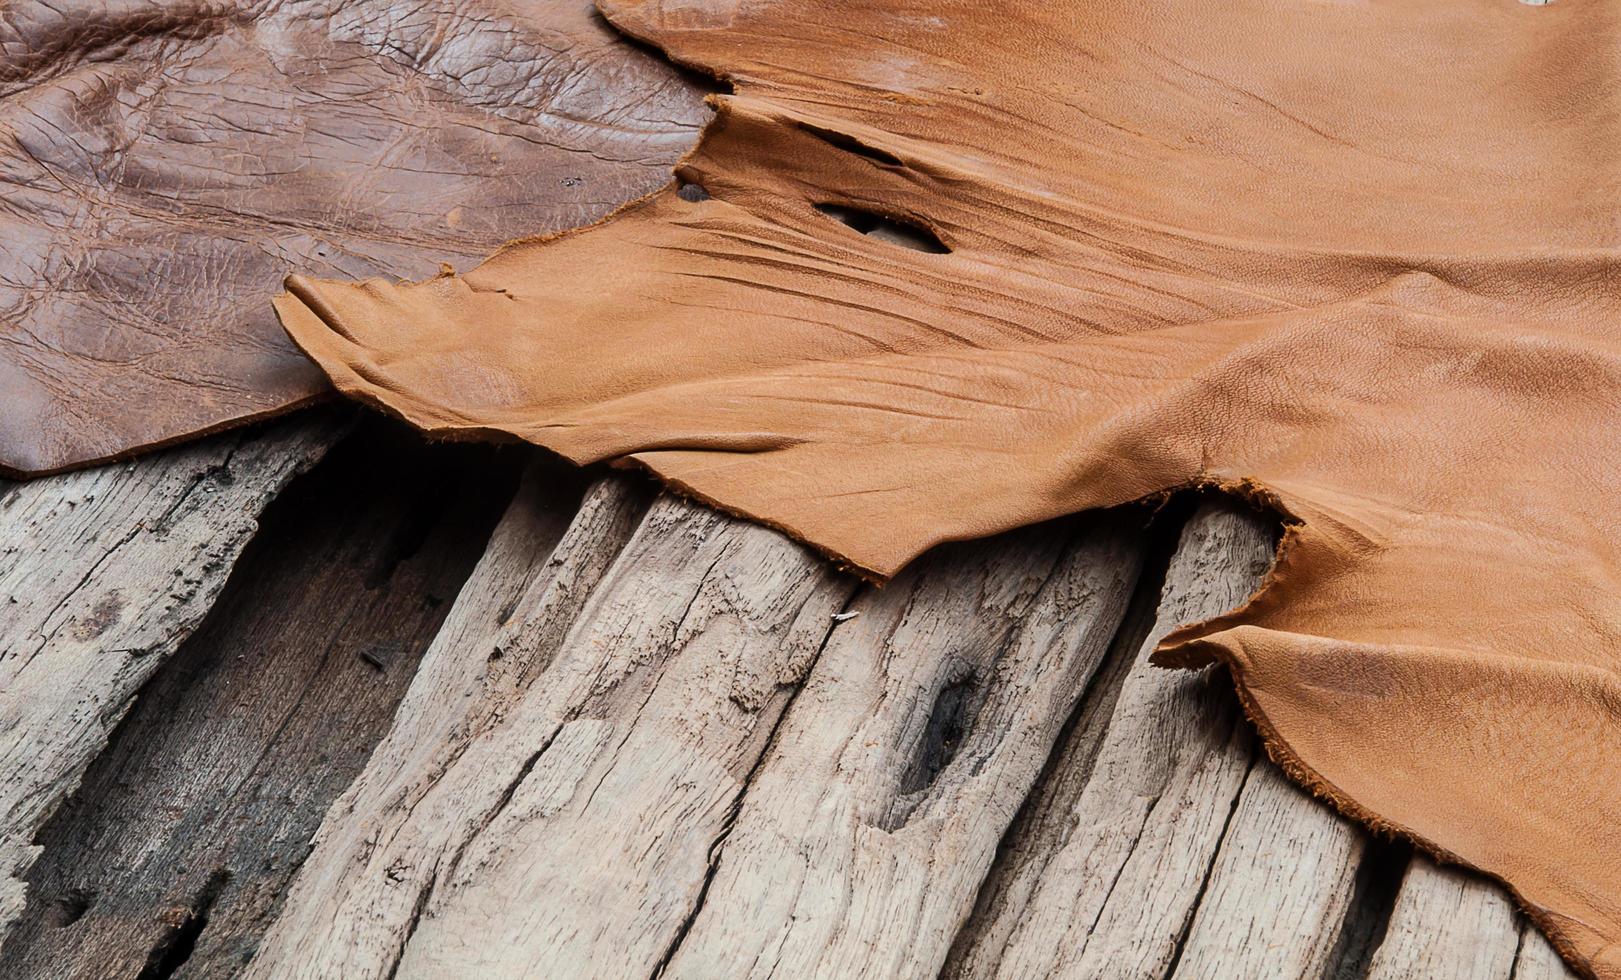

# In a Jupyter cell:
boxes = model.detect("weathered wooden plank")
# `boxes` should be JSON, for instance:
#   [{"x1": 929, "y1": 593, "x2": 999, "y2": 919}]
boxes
[
  {"x1": 383, "y1": 495, "x2": 853, "y2": 978},
  {"x1": 943, "y1": 519, "x2": 1174, "y2": 976},
  {"x1": 945, "y1": 501, "x2": 1276, "y2": 979},
  {"x1": 239, "y1": 473, "x2": 653, "y2": 978},
  {"x1": 40, "y1": 439, "x2": 1534, "y2": 980},
  {"x1": 1516, "y1": 919, "x2": 1580, "y2": 980},
  {"x1": 0, "y1": 415, "x2": 341, "y2": 936},
  {"x1": 1366, "y1": 856, "x2": 1576, "y2": 980},
  {"x1": 0, "y1": 427, "x2": 535, "y2": 979},
  {"x1": 245, "y1": 488, "x2": 853, "y2": 977},
  {"x1": 658, "y1": 512, "x2": 1147, "y2": 978},
  {"x1": 1167, "y1": 762, "x2": 1363, "y2": 978}
]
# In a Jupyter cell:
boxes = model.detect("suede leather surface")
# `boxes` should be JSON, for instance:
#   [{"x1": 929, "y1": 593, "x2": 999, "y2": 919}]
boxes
[
  {"x1": 276, "y1": 0, "x2": 1621, "y2": 972},
  {"x1": 0, "y1": 0, "x2": 703, "y2": 476}
]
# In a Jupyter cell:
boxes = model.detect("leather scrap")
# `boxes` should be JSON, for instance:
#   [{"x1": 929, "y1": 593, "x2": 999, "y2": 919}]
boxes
[
  {"x1": 0, "y1": 0, "x2": 704, "y2": 476},
  {"x1": 277, "y1": 0, "x2": 1621, "y2": 973}
]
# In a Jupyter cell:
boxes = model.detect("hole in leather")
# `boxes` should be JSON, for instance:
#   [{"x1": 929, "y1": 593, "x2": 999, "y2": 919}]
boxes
[
  {"x1": 815, "y1": 204, "x2": 950, "y2": 253},
  {"x1": 798, "y1": 123, "x2": 904, "y2": 167},
  {"x1": 676, "y1": 181, "x2": 710, "y2": 202}
]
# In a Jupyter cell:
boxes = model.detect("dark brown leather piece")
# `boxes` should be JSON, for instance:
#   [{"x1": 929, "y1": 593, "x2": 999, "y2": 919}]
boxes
[
  {"x1": 277, "y1": 0, "x2": 1621, "y2": 972},
  {"x1": 0, "y1": 0, "x2": 704, "y2": 476}
]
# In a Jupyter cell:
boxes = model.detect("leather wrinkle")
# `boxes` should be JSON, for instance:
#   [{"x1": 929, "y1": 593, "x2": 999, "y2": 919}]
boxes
[
  {"x1": 0, "y1": 0, "x2": 708, "y2": 476},
  {"x1": 276, "y1": 1, "x2": 1621, "y2": 974}
]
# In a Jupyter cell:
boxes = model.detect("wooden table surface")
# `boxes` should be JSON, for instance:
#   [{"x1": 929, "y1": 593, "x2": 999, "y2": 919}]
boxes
[{"x1": 0, "y1": 411, "x2": 1577, "y2": 979}]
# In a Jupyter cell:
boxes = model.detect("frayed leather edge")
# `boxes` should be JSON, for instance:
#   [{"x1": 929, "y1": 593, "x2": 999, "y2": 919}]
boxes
[
  {"x1": 278, "y1": 251, "x2": 1599, "y2": 973},
  {"x1": 609, "y1": 456, "x2": 891, "y2": 585},
  {"x1": 1146, "y1": 476, "x2": 1597, "y2": 977},
  {"x1": 1182, "y1": 634, "x2": 1600, "y2": 980},
  {"x1": 268, "y1": 6, "x2": 1605, "y2": 970}
]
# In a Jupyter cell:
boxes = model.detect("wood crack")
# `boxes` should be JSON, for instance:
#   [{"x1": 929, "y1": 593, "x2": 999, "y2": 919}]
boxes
[
  {"x1": 0, "y1": 421, "x2": 517, "y2": 979},
  {"x1": 650, "y1": 583, "x2": 861, "y2": 979},
  {"x1": 1161, "y1": 752, "x2": 1259, "y2": 978}
]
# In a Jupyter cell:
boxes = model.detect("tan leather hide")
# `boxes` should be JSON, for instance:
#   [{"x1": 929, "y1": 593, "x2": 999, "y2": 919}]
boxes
[{"x1": 285, "y1": 0, "x2": 1619, "y2": 973}]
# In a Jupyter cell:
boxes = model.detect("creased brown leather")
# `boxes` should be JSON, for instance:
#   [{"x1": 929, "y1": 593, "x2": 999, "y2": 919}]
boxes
[
  {"x1": 0, "y1": 0, "x2": 703, "y2": 476},
  {"x1": 276, "y1": 0, "x2": 1621, "y2": 972}
]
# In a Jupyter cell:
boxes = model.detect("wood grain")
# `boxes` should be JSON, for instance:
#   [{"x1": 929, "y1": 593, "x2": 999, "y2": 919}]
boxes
[
  {"x1": 1517, "y1": 920, "x2": 1581, "y2": 980},
  {"x1": 1167, "y1": 763, "x2": 1363, "y2": 978},
  {"x1": 946, "y1": 502, "x2": 1277, "y2": 979},
  {"x1": 1366, "y1": 856, "x2": 1576, "y2": 980},
  {"x1": 0, "y1": 425, "x2": 533, "y2": 979},
  {"x1": 659, "y1": 512, "x2": 1147, "y2": 978},
  {"x1": 384, "y1": 493, "x2": 853, "y2": 978},
  {"x1": 0, "y1": 437, "x2": 1571, "y2": 976},
  {"x1": 0, "y1": 415, "x2": 340, "y2": 942},
  {"x1": 241, "y1": 473, "x2": 656, "y2": 978}
]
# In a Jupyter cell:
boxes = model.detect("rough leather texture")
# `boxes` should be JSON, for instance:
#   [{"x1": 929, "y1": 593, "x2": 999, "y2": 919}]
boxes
[
  {"x1": 0, "y1": 0, "x2": 704, "y2": 476},
  {"x1": 277, "y1": 0, "x2": 1619, "y2": 972}
]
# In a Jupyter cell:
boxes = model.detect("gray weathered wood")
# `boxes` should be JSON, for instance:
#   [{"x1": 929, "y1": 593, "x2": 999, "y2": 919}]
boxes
[
  {"x1": 1366, "y1": 856, "x2": 1576, "y2": 980},
  {"x1": 946, "y1": 502, "x2": 1276, "y2": 979},
  {"x1": 0, "y1": 416, "x2": 339, "y2": 942},
  {"x1": 1516, "y1": 919, "x2": 1580, "y2": 980},
  {"x1": 659, "y1": 513, "x2": 1147, "y2": 978},
  {"x1": 0, "y1": 430, "x2": 533, "y2": 980},
  {"x1": 246, "y1": 487, "x2": 856, "y2": 977},
  {"x1": 0, "y1": 432, "x2": 1552, "y2": 978},
  {"x1": 943, "y1": 533, "x2": 1168, "y2": 976},
  {"x1": 383, "y1": 495, "x2": 852, "y2": 978},
  {"x1": 240, "y1": 474, "x2": 655, "y2": 978},
  {"x1": 1168, "y1": 763, "x2": 1363, "y2": 978}
]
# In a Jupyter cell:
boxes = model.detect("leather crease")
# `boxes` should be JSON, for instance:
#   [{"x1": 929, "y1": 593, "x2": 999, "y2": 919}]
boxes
[
  {"x1": 0, "y1": 0, "x2": 705, "y2": 476},
  {"x1": 275, "y1": 0, "x2": 1621, "y2": 974}
]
